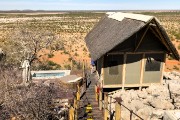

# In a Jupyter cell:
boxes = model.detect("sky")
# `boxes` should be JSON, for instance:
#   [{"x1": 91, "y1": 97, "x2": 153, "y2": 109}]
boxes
[{"x1": 0, "y1": 0, "x2": 180, "y2": 10}]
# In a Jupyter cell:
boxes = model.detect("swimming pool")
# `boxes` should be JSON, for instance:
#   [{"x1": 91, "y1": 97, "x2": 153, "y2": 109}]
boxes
[
  {"x1": 31, "y1": 70, "x2": 71, "y2": 79},
  {"x1": 33, "y1": 72, "x2": 65, "y2": 78}
]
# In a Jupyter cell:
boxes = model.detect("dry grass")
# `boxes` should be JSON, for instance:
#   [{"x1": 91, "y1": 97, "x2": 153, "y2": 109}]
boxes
[{"x1": 0, "y1": 11, "x2": 179, "y2": 71}]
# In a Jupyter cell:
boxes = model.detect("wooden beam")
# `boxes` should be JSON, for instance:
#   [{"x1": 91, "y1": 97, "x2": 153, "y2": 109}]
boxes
[
  {"x1": 103, "y1": 83, "x2": 162, "y2": 88},
  {"x1": 107, "y1": 52, "x2": 125, "y2": 55},
  {"x1": 149, "y1": 27, "x2": 161, "y2": 40},
  {"x1": 139, "y1": 53, "x2": 145, "y2": 90},
  {"x1": 69, "y1": 106, "x2": 75, "y2": 120},
  {"x1": 122, "y1": 53, "x2": 127, "y2": 90},
  {"x1": 95, "y1": 85, "x2": 98, "y2": 101},
  {"x1": 104, "y1": 93, "x2": 109, "y2": 120},
  {"x1": 99, "y1": 89, "x2": 103, "y2": 110},
  {"x1": 134, "y1": 25, "x2": 150, "y2": 52},
  {"x1": 150, "y1": 26, "x2": 169, "y2": 51},
  {"x1": 115, "y1": 102, "x2": 121, "y2": 120},
  {"x1": 103, "y1": 84, "x2": 123, "y2": 88},
  {"x1": 150, "y1": 26, "x2": 169, "y2": 52},
  {"x1": 152, "y1": 19, "x2": 172, "y2": 52},
  {"x1": 102, "y1": 56, "x2": 104, "y2": 87},
  {"x1": 108, "y1": 51, "x2": 164, "y2": 55},
  {"x1": 160, "y1": 53, "x2": 166, "y2": 84}
]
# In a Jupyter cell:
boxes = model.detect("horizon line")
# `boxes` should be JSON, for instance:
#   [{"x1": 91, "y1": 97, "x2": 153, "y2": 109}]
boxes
[{"x1": 0, "y1": 9, "x2": 180, "y2": 11}]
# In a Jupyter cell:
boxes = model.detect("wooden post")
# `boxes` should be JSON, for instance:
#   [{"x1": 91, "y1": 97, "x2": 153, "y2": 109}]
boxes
[
  {"x1": 104, "y1": 93, "x2": 108, "y2": 120},
  {"x1": 160, "y1": 53, "x2": 166, "y2": 84},
  {"x1": 115, "y1": 102, "x2": 121, "y2": 120},
  {"x1": 76, "y1": 84, "x2": 80, "y2": 101},
  {"x1": 99, "y1": 89, "x2": 102, "y2": 110},
  {"x1": 74, "y1": 98, "x2": 77, "y2": 109},
  {"x1": 122, "y1": 53, "x2": 127, "y2": 90},
  {"x1": 102, "y1": 56, "x2": 104, "y2": 87},
  {"x1": 69, "y1": 106, "x2": 75, "y2": 120},
  {"x1": 95, "y1": 85, "x2": 98, "y2": 101},
  {"x1": 74, "y1": 96, "x2": 78, "y2": 120},
  {"x1": 139, "y1": 53, "x2": 145, "y2": 90}
]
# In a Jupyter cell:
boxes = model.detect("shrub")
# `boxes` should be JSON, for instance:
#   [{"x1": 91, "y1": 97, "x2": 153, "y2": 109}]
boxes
[
  {"x1": 178, "y1": 44, "x2": 180, "y2": 50},
  {"x1": 83, "y1": 47, "x2": 87, "y2": 52},
  {"x1": 68, "y1": 57, "x2": 72, "y2": 62},
  {"x1": 74, "y1": 52, "x2": 78, "y2": 56},
  {"x1": 48, "y1": 53, "x2": 54, "y2": 58},
  {"x1": 48, "y1": 61, "x2": 57, "y2": 66},
  {"x1": 173, "y1": 65, "x2": 179, "y2": 70},
  {"x1": 64, "y1": 64, "x2": 71, "y2": 70}
]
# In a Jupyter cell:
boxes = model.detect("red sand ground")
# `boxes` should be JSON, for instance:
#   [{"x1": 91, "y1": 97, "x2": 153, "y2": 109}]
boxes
[{"x1": 39, "y1": 40, "x2": 180, "y2": 72}]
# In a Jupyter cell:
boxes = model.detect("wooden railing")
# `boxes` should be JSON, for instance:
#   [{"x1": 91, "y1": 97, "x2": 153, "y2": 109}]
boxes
[
  {"x1": 102, "y1": 93, "x2": 144, "y2": 120},
  {"x1": 69, "y1": 71, "x2": 91, "y2": 120}
]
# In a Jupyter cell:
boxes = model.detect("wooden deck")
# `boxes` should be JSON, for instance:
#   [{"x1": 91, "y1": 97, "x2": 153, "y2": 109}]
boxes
[{"x1": 78, "y1": 74, "x2": 103, "y2": 120}]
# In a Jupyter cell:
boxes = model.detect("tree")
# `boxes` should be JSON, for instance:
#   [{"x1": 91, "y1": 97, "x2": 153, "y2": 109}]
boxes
[
  {"x1": 7, "y1": 26, "x2": 59, "y2": 65},
  {"x1": 0, "y1": 66, "x2": 66, "y2": 120},
  {"x1": 6, "y1": 25, "x2": 60, "y2": 84}
]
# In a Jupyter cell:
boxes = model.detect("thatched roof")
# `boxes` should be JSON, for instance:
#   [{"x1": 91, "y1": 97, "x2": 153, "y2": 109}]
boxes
[{"x1": 85, "y1": 12, "x2": 179, "y2": 61}]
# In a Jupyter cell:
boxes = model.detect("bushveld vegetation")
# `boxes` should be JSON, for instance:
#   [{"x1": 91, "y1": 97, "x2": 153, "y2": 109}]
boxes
[
  {"x1": 142, "y1": 12, "x2": 180, "y2": 42},
  {"x1": 0, "y1": 11, "x2": 179, "y2": 70},
  {"x1": 0, "y1": 11, "x2": 179, "y2": 119},
  {"x1": 0, "y1": 65, "x2": 64, "y2": 120},
  {"x1": 0, "y1": 12, "x2": 104, "y2": 70}
]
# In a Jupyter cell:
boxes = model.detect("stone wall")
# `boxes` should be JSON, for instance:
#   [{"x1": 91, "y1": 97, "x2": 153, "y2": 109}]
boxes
[{"x1": 106, "y1": 71, "x2": 180, "y2": 120}]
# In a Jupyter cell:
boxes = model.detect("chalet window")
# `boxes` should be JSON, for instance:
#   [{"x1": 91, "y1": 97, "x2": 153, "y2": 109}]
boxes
[
  {"x1": 109, "y1": 60, "x2": 119, "y2": 75},
  {"x1": 106, "y1": 55, "x2": 123, "y2": 75},
  {"x1": 145, "y1": 57, "x2": 161, "y2": 71}
]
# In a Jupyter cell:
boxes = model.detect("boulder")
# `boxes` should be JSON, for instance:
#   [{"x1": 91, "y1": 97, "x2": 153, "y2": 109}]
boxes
[
  {"x1": 138, "y1": 91, "x2": 148, "y2": 99},
  {"x1": 151, "y1": 109, "x2": 164, "y2": 119},
  {"x1": 175, "y1": 103, "x2": 180, "y2": 109},
  {"x1": 130, "y1": 100, "x2": 145, "y2": 111},
  {"x1": 121, "y1": 110, "x2": 131, "y2": 120},
  {"x1": 129, "y1": 90, "x2": 138, "y2": 100},
  {"x1": 136, "y1": 106, "x2": 153, "y2": 120},
  {"x1": 150, "y1": 99, "x2": 174, "y2": 110}
]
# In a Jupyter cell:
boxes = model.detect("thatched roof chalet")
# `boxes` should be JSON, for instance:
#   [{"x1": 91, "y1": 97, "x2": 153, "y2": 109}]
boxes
[{"x1": 85, "y1": 12, "x2": 179, "y2": 61}]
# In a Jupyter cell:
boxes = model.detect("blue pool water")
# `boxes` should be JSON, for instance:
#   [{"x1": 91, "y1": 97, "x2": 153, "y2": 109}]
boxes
[{"x1": 33, "y1": 72, "x2": 65, "y2": 78}]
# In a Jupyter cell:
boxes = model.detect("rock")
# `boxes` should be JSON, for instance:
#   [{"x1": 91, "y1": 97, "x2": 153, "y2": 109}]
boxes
[
  {"x1": 129, "y1": 90, "x2": 138, "y2": 100},
  {"x1": 130, "y1": 100, "x2": 145, "y2": 111},
  {"x1": 121, "y1": 101, "x2": 132, "y2": 111},
  {"x1": 151, "y1": 109, "x2": 164, "y2": 119},
  {"x1": 138, "y1": 91, "x2": 148, "y2": 99},
  {"x1": 175, "y1": 103, "x2": 180, "y2": 109},
  {"x1": 121, "y1": 110, "x2": 131, "y2": 120},
  {"x1": 174, "y1": 96, "x2": 180, "y2": 103},
  {"x1": 150, "y1": 99, "x2": 174, "y2": 110},
  {"x1": 136, "y1": 106, "x2": 153, "y2": 120},
  {"x1": 146, "y1": 88, "x2": 152, "y2": 94}
]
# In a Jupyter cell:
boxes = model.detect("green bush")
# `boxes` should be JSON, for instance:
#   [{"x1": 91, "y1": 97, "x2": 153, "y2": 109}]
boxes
[
  {"x1": 178, "y1": 44, "x2": 180, "y2": 50},
  {"x1": 48, "y1": 53, "x2": 54, "y2": 58},
  {"x1": 48, "y1": 61, "x2": 57, "y2": 66},
  {"x1": 173, "y1": 65, "x2": 179, "y2": 70},
  {"x1": 74, "y1": 52, "x2": 79, "y2": 56},
  {"x1": 64, "y1": 64, "x2": 71, "y2": 70}
]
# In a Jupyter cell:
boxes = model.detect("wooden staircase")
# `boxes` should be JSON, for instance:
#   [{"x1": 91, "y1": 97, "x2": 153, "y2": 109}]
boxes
[{"x1": 78, "y1": 74, "x2": 103, "y2": 120}]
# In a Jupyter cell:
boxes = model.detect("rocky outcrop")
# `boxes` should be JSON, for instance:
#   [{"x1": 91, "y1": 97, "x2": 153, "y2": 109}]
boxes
[{"x1": 107, "y1": 71, "x2": 180, "y2": 120}]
